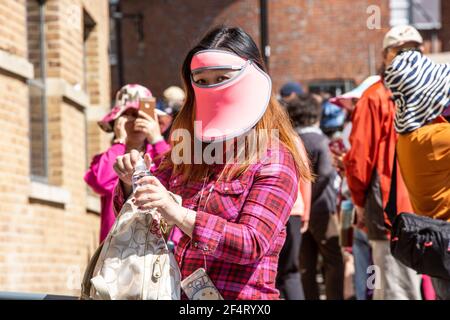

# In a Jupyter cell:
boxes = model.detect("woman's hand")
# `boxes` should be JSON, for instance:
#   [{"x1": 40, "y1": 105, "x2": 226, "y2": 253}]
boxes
[
  {"x1": 300, "y1": 218, "x2": 309, "y2": 233},
  {"x1": 113, "y1": 150, "x2": 153, "y2": 199},
  {"x1": 133, "y1": 175, "x2": 184, "y2": 226},
  {"x1": 134, "y1": 110, "x2": 164, "y2": 144},
  {"x1": 113, "y1": 115, "x2": 128, "y2": 142},
  {"x1": 331, "y1": 151, "x2": 346, "y2": 175},
  {"x1": 113, "y1": 149, "x2": 153, "y2": 184},
  {"x1": 354, "y1": 205, "x2": 366, "y2": 229}
]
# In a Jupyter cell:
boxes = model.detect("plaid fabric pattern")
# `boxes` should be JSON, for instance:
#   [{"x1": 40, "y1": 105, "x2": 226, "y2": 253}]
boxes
[{"x1": 113, "y1": 145, "x2": 299, "y2": 299}]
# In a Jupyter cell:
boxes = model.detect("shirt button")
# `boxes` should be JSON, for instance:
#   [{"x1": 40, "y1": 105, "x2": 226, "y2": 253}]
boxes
[
  {"x1": 193, "y1": 242, "x2": 198, "y2": 248},
  {"x1": 224, "y1": 187, "x2": 229, "y2": 191},
  {"x1": 203, "y1": 245, "x2": 209, "y2": 251}
]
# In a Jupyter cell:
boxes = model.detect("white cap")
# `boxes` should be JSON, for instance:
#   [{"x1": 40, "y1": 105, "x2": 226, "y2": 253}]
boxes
[
  {"x1": 330, "y1": 75, "x2": 381, "y2": 110},
  {"x1": 163, "y1": 86, "x2": 185, "y2": 103},
  {"x1": 383, "y1": 25, "x2": 423, "y2": 50},
  {"x1": 134, "y1": 157, "x2": 147, "y2": 173}
]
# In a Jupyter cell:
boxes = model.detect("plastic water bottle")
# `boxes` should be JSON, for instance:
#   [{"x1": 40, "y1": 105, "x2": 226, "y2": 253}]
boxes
[
  {"x1": 132, "y1": 156, "x2": 152, "y2": 193},
  {"x1": 339, "y1": 200, "x2": 355, "y2": 247}
]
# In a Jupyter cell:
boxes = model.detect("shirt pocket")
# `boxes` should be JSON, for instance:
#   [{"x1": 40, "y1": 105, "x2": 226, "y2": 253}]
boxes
[{"x1": 207, "y1": 180, "x2": 246, "y2": 221}]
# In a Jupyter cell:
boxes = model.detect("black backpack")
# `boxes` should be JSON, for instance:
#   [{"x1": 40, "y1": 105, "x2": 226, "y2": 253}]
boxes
[{"x1": 385, "y1": 152, "x2": 450, "y2": 280}]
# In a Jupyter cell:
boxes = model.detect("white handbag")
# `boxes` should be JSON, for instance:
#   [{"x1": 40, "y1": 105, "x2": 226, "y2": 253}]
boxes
[{"x1": 81, "y1": 194, "x2": 181, "y2": 300}]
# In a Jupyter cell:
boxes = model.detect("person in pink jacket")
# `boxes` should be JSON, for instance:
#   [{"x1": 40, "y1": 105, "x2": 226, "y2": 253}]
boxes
[{"x1": 84, "y1": 84, "x2": 171, "y2": 242}]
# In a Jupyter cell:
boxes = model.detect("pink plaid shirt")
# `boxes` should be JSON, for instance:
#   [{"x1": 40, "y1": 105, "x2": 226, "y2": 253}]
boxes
[{"x1": 113, "y1": 145, "x2": 299, "y2": 300}]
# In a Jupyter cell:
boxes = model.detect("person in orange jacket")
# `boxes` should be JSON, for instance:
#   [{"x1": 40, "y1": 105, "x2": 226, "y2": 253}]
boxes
[{"x1": 343, "y1": 25, "x2": 424, "y2": 300}]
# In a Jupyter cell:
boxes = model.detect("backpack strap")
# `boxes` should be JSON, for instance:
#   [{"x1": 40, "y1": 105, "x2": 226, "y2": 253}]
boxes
[{"x1": 385, "y1": 149, "x2": 398, "y2": 226}]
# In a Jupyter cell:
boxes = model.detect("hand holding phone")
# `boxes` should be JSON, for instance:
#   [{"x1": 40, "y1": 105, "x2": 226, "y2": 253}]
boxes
[
  {"x1": 329, "y1": 138, "x2": 347, "y2": 156},
  {"x1": 139, "y1": 97, "x2": 156, "y2": 120}
]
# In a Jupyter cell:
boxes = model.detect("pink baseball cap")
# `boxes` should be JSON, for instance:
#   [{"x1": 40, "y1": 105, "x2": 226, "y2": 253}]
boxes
[{"x1": 98, "y1": 84, "x2": 153, "y2": 132}]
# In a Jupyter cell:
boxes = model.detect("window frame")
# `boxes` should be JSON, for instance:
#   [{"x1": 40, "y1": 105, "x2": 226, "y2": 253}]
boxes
[{"x1": 28, "y1": 0, "x2": 49, "y2": 183}]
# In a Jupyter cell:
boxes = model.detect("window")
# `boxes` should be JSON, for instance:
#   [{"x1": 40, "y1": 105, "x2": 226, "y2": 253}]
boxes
[
  {"x1": 83, "y1": 10, "x2": 96, "y2": 173},
  {"x1": 390, "y1": 0, "x2": 442, "y2": 30},
  {"x1": 308, "y1": 79, "x2": 355, "y2": 97},
  {"x1": 27, "y1": 0, "x2": 48, "y2": 182},
  {"x1": 83, "y1": 10, "x2": 96, "y2": 93}
]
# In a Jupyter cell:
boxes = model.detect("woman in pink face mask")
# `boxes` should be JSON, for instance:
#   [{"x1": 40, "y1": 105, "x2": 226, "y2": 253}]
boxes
[{"x1": 112, "y1": 27, "x2": 312, "y2": 300}]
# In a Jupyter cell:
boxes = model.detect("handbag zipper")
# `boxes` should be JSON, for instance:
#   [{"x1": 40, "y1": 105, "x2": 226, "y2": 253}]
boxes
[{"x1": 153, "y1": 256, "x2": 162, "y2": 279}]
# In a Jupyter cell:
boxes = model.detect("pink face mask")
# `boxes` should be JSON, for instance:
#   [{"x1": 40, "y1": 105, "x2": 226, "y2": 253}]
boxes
[{"x1": 190, "y1": 49, "x2": 272, "y2": 142}]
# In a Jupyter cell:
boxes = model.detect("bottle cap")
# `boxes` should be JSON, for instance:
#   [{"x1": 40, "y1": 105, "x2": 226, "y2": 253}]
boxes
[
  {"x1": 341, "y1": 200, "x2": 354, "y2": 211},
  {"x1": 134, "y1": 156, "x2": 147, "y2": 173}
]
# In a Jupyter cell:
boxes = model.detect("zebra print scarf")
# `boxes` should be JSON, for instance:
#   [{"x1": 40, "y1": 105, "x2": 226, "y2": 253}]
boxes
[{"x1": 384, "y1": 50, "x2": 450, "y2": 133}]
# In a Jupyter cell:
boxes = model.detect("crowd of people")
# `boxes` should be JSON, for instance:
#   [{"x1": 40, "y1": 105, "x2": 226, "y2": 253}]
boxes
[{"x1": 84, "y1": 25, "x2": 450, "y2": 300}]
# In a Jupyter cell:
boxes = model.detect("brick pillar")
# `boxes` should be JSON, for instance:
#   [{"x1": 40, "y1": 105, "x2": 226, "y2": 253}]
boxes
[
  {"x1": 0, "y1": 0, "x2": 111, "y2": 295},
  {"x1": 0, "y1": 0, "x2": 34, "y2": 291}
]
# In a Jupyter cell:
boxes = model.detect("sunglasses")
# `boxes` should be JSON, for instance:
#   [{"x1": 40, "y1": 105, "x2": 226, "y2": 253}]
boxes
[{"x1": 396, "y1": 47, "x2": 421, "y2": 56}]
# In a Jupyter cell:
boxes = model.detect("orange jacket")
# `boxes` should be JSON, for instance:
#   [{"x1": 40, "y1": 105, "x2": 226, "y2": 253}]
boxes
[{"x1": 343, "y1": 81, "x2": 412, "y2": 231}]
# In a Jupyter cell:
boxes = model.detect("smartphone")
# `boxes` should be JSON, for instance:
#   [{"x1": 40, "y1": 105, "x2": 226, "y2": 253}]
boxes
[
  {"x1": 139, "y1": 97, "x2": 156, "y2": 119},
  {"x1": 181, "y1": 268, "x2": 223, "y2": 300}
]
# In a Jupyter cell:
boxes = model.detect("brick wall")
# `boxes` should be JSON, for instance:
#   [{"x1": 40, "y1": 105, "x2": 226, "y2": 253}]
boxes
[
  {"x1": 268, "y1": 0, "x2": 390, "y2": 89},
  {"x1": 0, "y1": 0, "x2": 33, "y2": 292},
  {"x1": 0, "y1": 0, "x2": 27, "y2": 57},
  {"x1": 45, "y1": 0, "x2": 84, "y2": 85},
  {"x1": 83, "y1": 0, "x2": 113, "y2": 164},
  {"x1": 114, "y1": 0, "x2": 390, "y2": 98},
  {"x1": 0, "y1": 0, "x2": 111, "y2": 296}
]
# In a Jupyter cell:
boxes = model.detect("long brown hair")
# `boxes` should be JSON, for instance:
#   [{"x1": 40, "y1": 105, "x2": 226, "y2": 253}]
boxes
[{"x1": 161, "y1": 26, "x2": 311, "y2": 182}]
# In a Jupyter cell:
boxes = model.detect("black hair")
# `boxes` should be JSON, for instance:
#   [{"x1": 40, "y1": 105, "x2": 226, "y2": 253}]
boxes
[
  {"x1": 286, "y1": 93, "x2": 323, "y2": 127},
  {"x1": 180, "y1": 26, "x2": 267, "y2": 109}
]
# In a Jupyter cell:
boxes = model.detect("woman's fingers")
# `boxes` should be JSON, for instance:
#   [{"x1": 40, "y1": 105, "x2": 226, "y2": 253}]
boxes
[
  {"x1": 129, "y1": 149, "x2": 140, "y2": 167},
  {"x1": 114, "y1": 151, "x2": 155, "y2": 179},
  {"x1": 114, "y1": 155, "x2": 127, "y2": 174},
  {"x1": 144, "y1": 153, "x2": 153, "y2": 170},
  {"x1": 137, "y1": 110, "x2": 154, "y2": 122},
  {"x1": 134, "y1": 118, "x2": 149, "y2": 125},
  {"x1": 134, "y1": 183, "x2": 160, "y2": 198},
  {"x1": 113, "y1": 159, "x2": 126, "y2": 176},
  {"x1": 134, "y1": 193, "x2": 162, "y2": 207},
  {"x1": 136, "y1": 175, "x2": 161, "y2": 187},
  {"x1": 122, "y1": 154, "x2": 134, "y2": 172},
  {"x1": 134, "y1": 124, "x2": 148, "y2": 132},
  {"x1": 113, "y1": 156, "x2": 132, "y2": 186},
  {"x1": 136, "y1": 199, "x2": 164, "y2": 211}
]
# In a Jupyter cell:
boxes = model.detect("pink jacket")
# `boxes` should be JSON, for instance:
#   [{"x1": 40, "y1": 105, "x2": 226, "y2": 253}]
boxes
[{"x1": 84, "y1": 141, "x2": 170, "y2": 242}]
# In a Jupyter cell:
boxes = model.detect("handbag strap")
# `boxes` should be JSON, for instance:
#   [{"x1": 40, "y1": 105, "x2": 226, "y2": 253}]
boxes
[
  {"x1": 80, "y1": 242, "x2": 104, "y2": 299},
  {"x1": 385, "y1": 150, "x2": 398, "y2": 226},
  {"x1": 90, "y1": 275, "x2": 112, "y2": 300}
]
